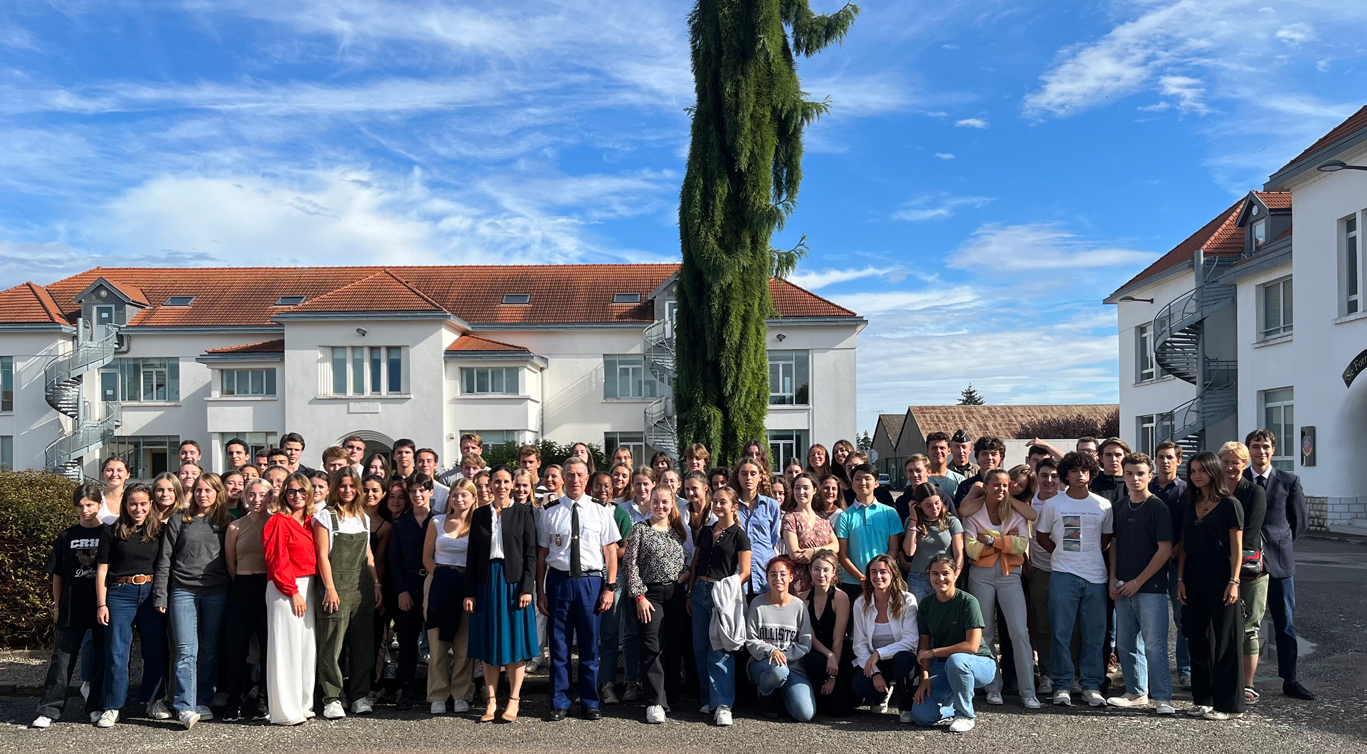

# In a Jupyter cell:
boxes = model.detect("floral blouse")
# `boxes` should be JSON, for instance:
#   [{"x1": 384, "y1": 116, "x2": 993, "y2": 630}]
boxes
[
  {"x1": 781, "y1": 511, "x2": 835, "y2": 594},
  {"x1": 623, "y1": 521, "x2": 688, "y2": 598}
]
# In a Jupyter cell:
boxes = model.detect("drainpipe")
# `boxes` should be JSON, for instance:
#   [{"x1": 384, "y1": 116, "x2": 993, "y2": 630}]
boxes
[{"x1": 1194, "y1": 246, "x2": 1207, "y2": 452}]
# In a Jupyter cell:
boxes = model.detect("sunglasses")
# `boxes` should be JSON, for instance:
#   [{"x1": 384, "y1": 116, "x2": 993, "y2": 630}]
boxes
[{"x1": 285, "y1": 488, "x2": 309, "y2": 497}]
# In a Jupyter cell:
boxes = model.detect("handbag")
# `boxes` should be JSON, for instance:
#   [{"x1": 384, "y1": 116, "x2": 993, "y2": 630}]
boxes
[{"x1": 1240, "y1": 549, "x2": 1264, "y2": 580}]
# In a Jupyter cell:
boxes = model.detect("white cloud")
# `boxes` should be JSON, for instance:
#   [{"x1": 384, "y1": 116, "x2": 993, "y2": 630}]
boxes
[
  {"x1": 829, "y1": 285, "x2": 980, "y2": 314},
  {"x1": 934, "y1": 152, "x2": 955, "y2": 160},
  {"x1": 1156, "y1": 75, "x2": 1210, "y2": 115},
  {"x1": 1276, "y1": 23, "x2": 1316, "y2": 46},
  {"x1": 893, "y1": 194, "x2": 993, "y2": 222},
  {"x1": 1316, "y1": 59, "x2": 1330, "y2": 72},
  {"x1": 948, "y1": 223, "x2": 1151, "y2": 270},
  {"x1": 955, "y1": 118, "x2": 988, "y2": 129},
  {"x1": 786, "y1": 266, "x2": 902, "y2": 291}
]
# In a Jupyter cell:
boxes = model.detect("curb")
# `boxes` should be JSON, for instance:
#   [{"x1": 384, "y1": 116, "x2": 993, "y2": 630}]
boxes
[{"x1": 1306, "y1": 529, "x2": 1367, "y2": 546}]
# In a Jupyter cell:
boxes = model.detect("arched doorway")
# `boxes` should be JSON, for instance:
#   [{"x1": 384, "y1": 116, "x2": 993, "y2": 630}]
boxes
[{"x1": 339, "y1": 430, "x2": 394, "y2": 463}]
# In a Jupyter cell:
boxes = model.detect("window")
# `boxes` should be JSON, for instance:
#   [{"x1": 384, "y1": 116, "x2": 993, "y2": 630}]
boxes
[
  {"x1": 470, "y1": 430, "x2": 519, "y2": 455},
  {"x1": 767, "y1": 430, "x2": 809, "y2": 471},
  {"x1": 0, "y1": 356, "x2": 11, "y2": 412},
  {"x1": 163, "y1": 296, "x2": 195, "y2": 307},
  {"x1": 501, "y1": 293, "x2": 531, "y2": 305},
  {"x1": 462, "y1": 367, "x2": 521, "y2": 395},
  {"x1": 1252, "y1": 220, "x2": 1267, "y2": 249},
  {"x1": 1136, "y1": 414, "x2": 1156, "y2": 455},
  {"x1": 102, "y1": 358, "x2": 180, "y2": 403},
  {"x1": 1262, "y1": 388, "x2": 1294, "y2": 471},
  {"x1": 221, "y1": 368, "x2": 276, "y2": 397},
  {"x1": 95, "y1": 305, "x2": 114, "y2": 326},
  {"x1": 105, "y1": 435, "x2": 180, "y2": 479},
  {"x1": 225, "y1": 432, "x2": 278, "y2": 460},
  {"x1": 1136, "y1": 323, "x2": 1159, "y2": 382},
  {"x1": 326, "y1": 346, "x2": 404, "y2": 396},
  {"x1": 768, "y1": 350, "x2": 810, "y2": 405},
  {"x1": 274, "y1": 295, "x2": 306, "y2": 306},
  {"x1": 1347, "y1": 215, "x2": 1360, "y2": 315},
  {"x1": 612, "y1": 293, "x2": 641, "y2": 304},
  {"x1": 604, "y1": 432, "x2": 645, "y2": 464},
  {"x1": 0, "y1": 435, "x2": 11, "y2": 470},
  {"x1": 603, "y1": 354, "x2": 663, "y2": 400},
  {"x1": 1260, "y1": 277, "x2": 1293, "y2": 339}
]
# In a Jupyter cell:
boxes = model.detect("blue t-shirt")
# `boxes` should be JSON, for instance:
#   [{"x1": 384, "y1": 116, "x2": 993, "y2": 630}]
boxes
[{"x1": 833, "y1": 500, "x2": 902, "y2": 584}]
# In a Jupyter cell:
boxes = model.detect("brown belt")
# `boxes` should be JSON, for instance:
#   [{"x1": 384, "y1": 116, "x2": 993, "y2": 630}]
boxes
[{"x1": 114, "y1": 574, "x2": 153, "y2": 585}]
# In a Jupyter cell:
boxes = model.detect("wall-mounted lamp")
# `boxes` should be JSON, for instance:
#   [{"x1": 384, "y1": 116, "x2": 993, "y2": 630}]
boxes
[
  {"x1": 776, "y1": 333, "x2": 786, "y2": 342},
  {"x1": 1118, "y1": 296, "x2": 1154, "y2": 304},
  {"x1": 356, "y1": 327, "x2": 368, "y2": 337},
  {"x1": 1316, "y1": 160, "x2": 1367, "y2": 173}
]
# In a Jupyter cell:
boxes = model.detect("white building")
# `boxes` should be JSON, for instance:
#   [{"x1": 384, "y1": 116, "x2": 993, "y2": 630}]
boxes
[
  {"x1": 1107, "y1": 105, "x2": 1367, "y2": 533},
  {"x1": 0, "y1": 264, "x2": 864, "y2": 478}
]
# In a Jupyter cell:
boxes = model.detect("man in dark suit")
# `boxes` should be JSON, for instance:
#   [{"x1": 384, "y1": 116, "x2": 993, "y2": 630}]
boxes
[{"x1": 1244, "y1": 429, "x2": 1314, "y2": 701}]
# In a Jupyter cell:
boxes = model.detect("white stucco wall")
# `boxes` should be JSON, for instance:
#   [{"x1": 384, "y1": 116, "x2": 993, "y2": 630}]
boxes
[
  {"x1": 1114, "y1": 270, "x2": 1198, "y2": 450},
  {"x1": 0, "y1": 331, "x2": 73, "y2": 471}
]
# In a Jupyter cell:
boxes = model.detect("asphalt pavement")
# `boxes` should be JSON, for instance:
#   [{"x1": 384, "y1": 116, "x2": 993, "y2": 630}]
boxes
[{"x1": 1, "y1": 534, "x2": 1364, "y2": 754}]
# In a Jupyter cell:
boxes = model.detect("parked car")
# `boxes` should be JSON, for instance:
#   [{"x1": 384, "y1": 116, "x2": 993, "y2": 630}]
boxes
[{"x1": 877, "y1": 473, "x2": 890, "y2": 486}]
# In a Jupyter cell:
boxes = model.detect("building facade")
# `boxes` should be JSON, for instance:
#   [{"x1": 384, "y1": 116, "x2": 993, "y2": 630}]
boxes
[
  {"x1": 1107, "y1": 105, "x2": 1367, "y2": 533},
  {"x1": 0, "y1": 264, "x2": 864, "y2": 478}
]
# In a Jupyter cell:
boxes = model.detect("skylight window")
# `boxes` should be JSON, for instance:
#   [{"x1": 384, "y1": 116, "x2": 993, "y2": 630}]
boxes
[
  {"x1": 164, "y1": 296, "x2": 195, "y2": 307},
  {"x1": 275, "y1": 295, "x2": 306, "y2": 306},
  {"x1": 501, "y1": 293, "x2": 531, "y2": 305},
  {"x1": 612, "y1": 293, "x2": 642, "y2": 304}
]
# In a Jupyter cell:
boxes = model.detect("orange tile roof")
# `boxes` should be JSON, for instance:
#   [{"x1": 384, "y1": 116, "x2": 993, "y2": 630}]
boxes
[
  {"x1": 1253, "y1": 191, "x2": 1292, "y2": 210},
  {"x1": 106, "y1": 279, "x2": 150, "y2": 307},
  {"x1": 1275, "y1": 104, "x2": 1367, "y2": 175},
  {"x1": 446, "y1": 334, "x2": 532, "y2": 353},
  {"x1": 1109, "y1": 199, "x2": 1244, "y2": 297},
  {"x1": 32, "y1": 264, "x2": 856, "y2": 327},
  {"x1": 0, "y1": 281, "x2": 71, "y2": 325},
  {"x1": 204, "y1": 339, "x2": 285, "y2": 354},
  {"x1": 905, "y1": 404, "x2": 1118, "y2": 442}
]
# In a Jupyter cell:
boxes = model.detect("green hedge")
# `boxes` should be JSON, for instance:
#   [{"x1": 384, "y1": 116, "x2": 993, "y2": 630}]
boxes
[
  {"x1": 483, "y1": 439, "x2": 607, "y2": 471},
  {"x1": 0, "y1": 471, "x2": 78, "y2": 649}
]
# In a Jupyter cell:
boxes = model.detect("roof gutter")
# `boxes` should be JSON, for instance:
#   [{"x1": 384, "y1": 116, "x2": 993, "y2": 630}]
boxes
[
  {"x1": 1103, "y1": 261, "x2": 1194, "y2": 304},
  {"x1": 1265, "y1": 127, "x2": 1367, "y2": 190}
]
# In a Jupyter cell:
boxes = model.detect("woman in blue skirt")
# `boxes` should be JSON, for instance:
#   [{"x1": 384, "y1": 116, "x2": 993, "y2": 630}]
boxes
[{"x1": 464, "y1": 465, "x2": 538, "y2": 723}]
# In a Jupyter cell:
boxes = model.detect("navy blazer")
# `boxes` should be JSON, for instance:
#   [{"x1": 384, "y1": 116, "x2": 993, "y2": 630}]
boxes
[{"x1": 1243, "y1": 467, "x2": 1308, "y2": 578}]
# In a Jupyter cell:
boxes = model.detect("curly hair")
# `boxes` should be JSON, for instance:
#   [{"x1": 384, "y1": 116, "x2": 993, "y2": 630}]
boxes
[{"x1": 1057, "y1": 450, "x2": 1101, "y2": 485}]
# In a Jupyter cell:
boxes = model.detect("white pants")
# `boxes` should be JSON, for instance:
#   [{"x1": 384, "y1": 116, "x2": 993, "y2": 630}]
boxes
[{"x1": 267, "y1": 577, "x2": 316, "y2": 724}]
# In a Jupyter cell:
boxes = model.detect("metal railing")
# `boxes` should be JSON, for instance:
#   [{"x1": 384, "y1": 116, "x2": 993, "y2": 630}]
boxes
[
  {"x1": 44, "y1": 401, "x2": 121, "y2": 475},
  {"x1": 644, "y1": 396, "x2": 678, "y2": 458},
  {"x1": 43, "y1": 323, "x2": 122, "y2": 476}
]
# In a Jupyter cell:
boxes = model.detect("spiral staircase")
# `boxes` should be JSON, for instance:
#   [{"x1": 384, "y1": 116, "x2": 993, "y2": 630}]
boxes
[
  {"x1": 44, "y1": 322, "x2": 121, "y2": 479},
  {"x1": 642, "y1": 317, "x2": 678, "y2": 458},
  {"x1": 1152, "y1": 258, "x2": 1237, "y2": 457}
]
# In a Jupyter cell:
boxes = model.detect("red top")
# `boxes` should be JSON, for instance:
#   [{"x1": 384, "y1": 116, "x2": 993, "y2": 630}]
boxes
[{"x1": 264, "y1": 513, "x2": 316, "y2": 596}]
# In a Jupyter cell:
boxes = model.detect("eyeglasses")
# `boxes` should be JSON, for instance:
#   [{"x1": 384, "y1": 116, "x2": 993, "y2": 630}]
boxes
[{"x1": 285, "y1": 488, "x2": 308, "y2": 497}]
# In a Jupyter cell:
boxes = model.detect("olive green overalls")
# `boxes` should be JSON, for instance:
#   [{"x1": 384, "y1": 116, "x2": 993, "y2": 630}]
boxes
[{"x1": 317, "y1": 513, "x2": 375, "y2": 704}]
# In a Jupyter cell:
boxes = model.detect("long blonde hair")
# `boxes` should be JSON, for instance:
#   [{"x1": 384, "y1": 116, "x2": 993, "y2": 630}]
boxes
[
  {"x1": 274, "y1": 472, "x2": 316, "y2": 517},
  {"x1": 447, "y1": 479, "x2": 477, "y2": 538}
]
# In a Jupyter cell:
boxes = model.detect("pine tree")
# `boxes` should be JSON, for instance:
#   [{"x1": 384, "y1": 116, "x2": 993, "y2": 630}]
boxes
[
  {"x1": 958, "y1": 384, "x2": 986, "y2": 405},
  {"x1": 675, "y1": 0, "x2": 858, "y2": 463}
]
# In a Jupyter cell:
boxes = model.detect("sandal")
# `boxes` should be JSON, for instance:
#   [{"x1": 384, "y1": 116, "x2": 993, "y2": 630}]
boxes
[
  {"x1": 1244, "y1": 687, "x2": 1260, "y2": 705},
  {"x1": 479, "y1": 697, "x2": 499, "y2": 723},
  {"x1": 499, "y1": 697, "x2": 520, "y2": 723}
]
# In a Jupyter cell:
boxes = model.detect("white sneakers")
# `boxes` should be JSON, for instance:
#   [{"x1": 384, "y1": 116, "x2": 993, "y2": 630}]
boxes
[
  {"x1": 147, "y1": 699, "x2": 171, "y2": 720},
  {"x1": 352, "y1": 697, "x2": 374, "y2": 715},
  {"x1": 450, "y1": 699, "x2": 470, "y2": 713},
  {"x1": 1156, "y1": 701, "x2": 1176, "y2": 715},
  {"x1": 645, "y1": 705, "x2": 666, "y2": 724},
  {"x1": 1188, "y1": 705, "x2": 1213, "y2": 717},
  {"x1": 600, "y1": 683, "x2": 620, "y2": 705},
  {"x1": 1052, "y1": 689, "x2": 1072, "y2": 706},
  {"x1": 1022, "y1": 696, "x2": 1041, "y2": 710},
  {"x1": 985, "y1": 691, "x2": 1004, "y2": 705},
  {"x1": 713, "y1": 705, "x2": 733, "y2": 726},
  {"x1": 948, "y1": 715, "x2": 976, "y2": 733},
  {"x1": 430, "y1": 701, "x2": 446, "y2": 715},
  {"x1": 178, "y1": 709, "x2": 200, "y2": 730},
  {"x1": 1107, "y1": 693, "x2": 1149, "y2": 708},
  {"x1": 195, "y1": 705, "x2": 214, "y2": 720},
  {"x1": 323, "y1": 700, "x2": 346, "y2": 719},
  {"x1": 30, "y1": 715, "x2": 53, "y2": 729},
  {"x1": 96, "y1": 709, "x2": 119, "y2": 728},
  {"x1": 898, "y1": 710, "x2": 916, "y2": 724},
  {"x1": 1083, "y1": 689, "x2": 1107, "y2": 707},
  {"x1": 1203, "y1": 710, "x2": 1243, "y2": 721}
]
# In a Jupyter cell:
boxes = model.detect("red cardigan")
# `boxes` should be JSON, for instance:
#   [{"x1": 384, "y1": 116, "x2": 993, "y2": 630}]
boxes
[{"x1": 264, "y1": 513, "x2": 316, "y2": 596}]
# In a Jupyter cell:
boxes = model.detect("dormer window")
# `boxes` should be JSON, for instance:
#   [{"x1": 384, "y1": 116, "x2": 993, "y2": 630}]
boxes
[
  {"x1": 274, "y1": 295, "x2": 306, "y2": 306},
  {"x1": 501, "y1": 294, "x2": 531, "y2": 305},
  {"x1": 1253, "y1": 220, "x2": 1267, "y2": 248},
  {"x1": 164, "y1": 296, "x2": 195, "y2": 307},
  {"x1": 612, "y1": 293, "x2": 642, "y2": 304}
]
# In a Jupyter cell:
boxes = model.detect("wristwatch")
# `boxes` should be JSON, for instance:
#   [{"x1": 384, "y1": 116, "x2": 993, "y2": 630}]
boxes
[{"x1": 605, "y1": 582, "x2": 618, "y2": 591}]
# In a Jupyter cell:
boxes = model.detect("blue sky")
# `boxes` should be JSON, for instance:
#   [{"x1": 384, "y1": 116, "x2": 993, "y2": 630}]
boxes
[{"x1": 1, "y1": 0, "x2": 1363, "y2": 433}]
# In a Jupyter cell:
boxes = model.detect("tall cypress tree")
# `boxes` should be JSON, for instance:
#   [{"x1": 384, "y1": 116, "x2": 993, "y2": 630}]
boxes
[{"x1": 675, "y1": 0, "x2": 858, "y2": 464}]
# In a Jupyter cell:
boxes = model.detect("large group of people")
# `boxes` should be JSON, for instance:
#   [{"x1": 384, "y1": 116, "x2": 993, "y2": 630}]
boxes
[{"x1": 31, "y1": 427, "x2": 1314, "y2": 734}]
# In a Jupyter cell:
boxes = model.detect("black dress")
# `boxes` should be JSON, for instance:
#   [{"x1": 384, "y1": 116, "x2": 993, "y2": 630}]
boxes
[
  {"x1": 1182, "y1": 495, "x2": 1246, "y2": 714},
  {"x1": 803, "y1": 585, "x2": 854, "y2": 716}
]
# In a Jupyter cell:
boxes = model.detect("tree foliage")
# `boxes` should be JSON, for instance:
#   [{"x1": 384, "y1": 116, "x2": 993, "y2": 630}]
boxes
[
  {"x1": 958, "y1": 384, "x2": 986, "y2": 405},
  {"x1": 675, "y1": 0, "x2": 858, "y2": 464},
  {"x1": 1015, "y1": 409, "x2": 1121, "y2": 440},
  {"x1": 0, "y1": 471, "x2": 77, "y2": 648}
]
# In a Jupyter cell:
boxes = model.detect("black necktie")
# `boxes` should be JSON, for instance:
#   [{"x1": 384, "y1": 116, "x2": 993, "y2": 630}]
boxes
[
  {"x1": 570, "y1": 503, "x2": 582, "y2": 577},
  {"x1": 1257, "y1": 475, "x2": 1268, "y2": 490}
]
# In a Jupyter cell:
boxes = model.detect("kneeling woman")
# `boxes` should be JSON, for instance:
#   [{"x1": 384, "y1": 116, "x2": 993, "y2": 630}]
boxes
[
  {"x1": 911, "y1": 554, "x2": 998, "y2": 733},
  {"x1": 264, "y1": 473, "x2": 318, "y2": 725},
  {"x1": 850, "y1": 554, "x2": 919, "y2": 721},
  {"x1": 464, "y1": 465, "x2": 538, "y2": 723},
  {"x1": 744, "y1": 556, "x2": 816, "y2": 722},
  {"x1": 314, "y1": 468, "x2": 382, "y2": 719}
]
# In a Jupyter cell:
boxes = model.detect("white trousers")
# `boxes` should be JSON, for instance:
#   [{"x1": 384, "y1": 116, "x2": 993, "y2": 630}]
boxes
[{"x1": 266, "y1": 577, "x2": 316, "y2": 724}]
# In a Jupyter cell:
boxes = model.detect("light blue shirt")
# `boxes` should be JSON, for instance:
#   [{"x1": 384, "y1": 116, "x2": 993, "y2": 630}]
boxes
[
  {"x1": 834, "y1": 499, "x2": 902, "y2": 585},
  {"x1": 737, "y1": 494, "x2": 782, "y2": 594}
]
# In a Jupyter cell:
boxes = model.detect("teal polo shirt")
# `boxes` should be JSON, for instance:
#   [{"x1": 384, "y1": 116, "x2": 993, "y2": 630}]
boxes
[{"x1": 833, "y1": 499, "x2": 902, "y2": 585}]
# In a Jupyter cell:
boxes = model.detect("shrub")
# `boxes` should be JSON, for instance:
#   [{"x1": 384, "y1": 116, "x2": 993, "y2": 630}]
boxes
[
  {"x1": 484, "y1": 439, "x2": 607, "y2": 472},
  {"x1": 0, "y1": 471, "x2": 78, "y2": 649}
]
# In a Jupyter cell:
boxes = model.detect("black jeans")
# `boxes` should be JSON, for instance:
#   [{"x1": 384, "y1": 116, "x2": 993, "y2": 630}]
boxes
[
  {"x1": 391, "y1": 577, "x2": 425, "y2": 694},
  {"x1": 1184, "y1": 579, "x2": 1246, "y2": 714},
  {"x1": 635, "y1": 583, "x2": 686, "y2": 708},
  {"x1": 38, "y1": 625, "x2": 104, "y2": 720},
  {"x1": 222, "y1": 574, "x2": 269, "y2": 715},
  {"x1": 851, "y1": 650, "x2": 917, "y2": 711}
]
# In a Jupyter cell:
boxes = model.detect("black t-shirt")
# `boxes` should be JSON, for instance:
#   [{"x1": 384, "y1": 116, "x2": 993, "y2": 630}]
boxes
[
  {"x1": 97, "y1": 524, "x2": 163, "y2": 582},
  {"x1": 694, "y1": 523, "x2": 752, "y2": 582},
  {"x1": 1181, "y1": 496, "x2": 1244, "y2": 585},
  {"x1": 1090, "y1": 474, "x2": 1126, "y2": 505},
  {"x1": 1112, "y1": 496, "x2": 1174, "y2": 593},
  {"x1": 47, "y1": 523, "x2": 104, "y2": 628},
  {"x1": 1231, "y1": 478, "x2": 1267, "y2": 552}
]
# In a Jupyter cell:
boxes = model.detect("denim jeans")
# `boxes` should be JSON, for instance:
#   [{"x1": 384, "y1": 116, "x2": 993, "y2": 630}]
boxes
[
  {"x1": 911, "y1": 653, "x2": 997, "y2": 724},
  {"x1": 690, "y1": 580, "x2": 735, "y2": 709},
  {"x1": 1115, "y1": 591, "x2": 1172, "y2": 701},
  {"x1": 1048, "y1": 571, "x2": 1106, "y2": 690},
  {"x1": 905, "y1": 573, "x2": 934, "y2": 605},
  {"x1": 102, "y1": 581, "x2": 167, "y2": 711},
  {"x1": 1166, "y1": 563, "x2": 1191, "y2": 677},
  {"x1": 169, "y1": 587, "x2": 229, "y2": 712},
  {"x1": 747, "y1": 658, "x2": 816, "y2": 721},
  {"x1": 599, "y1": 578, "x2": 640, "y2": 686}
]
